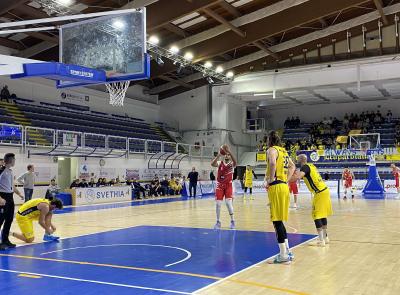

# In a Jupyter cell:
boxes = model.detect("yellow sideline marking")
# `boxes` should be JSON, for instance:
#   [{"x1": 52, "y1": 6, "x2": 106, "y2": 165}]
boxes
[
  {"x1": 18, "y1": 273, "x2": 42, "y2": 279},
  {"x1": 0, "y1": 253, "x2": 308, "y2": 295}
]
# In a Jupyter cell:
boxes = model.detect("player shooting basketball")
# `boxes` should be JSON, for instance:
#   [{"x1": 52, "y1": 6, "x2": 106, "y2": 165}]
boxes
[{"x1": 211, "y1": 144, "x2": 237, "y2": 230}]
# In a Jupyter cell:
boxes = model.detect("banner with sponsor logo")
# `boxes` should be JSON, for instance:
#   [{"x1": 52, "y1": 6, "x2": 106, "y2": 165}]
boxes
[
  {"x1": 298, "y1": 148, "x2": 396, "y2": 163},
  {"x1": 74, "y1": 186, "x2": 131, "y2": 205},
  {"x1": 233, "y1": 180, "x2": 267, "y2": 194},
  {"x1": 200, "y1": 181, "x2": 215, "y2": 195},
  {"x1": 383, "y1": 180, "x2": 399, "y2": 194},
  {"x1": 60, "y1": 91, "x2": 89, "y2": 104}
]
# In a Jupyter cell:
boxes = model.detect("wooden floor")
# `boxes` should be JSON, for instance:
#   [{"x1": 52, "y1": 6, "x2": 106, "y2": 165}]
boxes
[{"x1": 8, "y1": 193, "x2": 400, "y2": 295}]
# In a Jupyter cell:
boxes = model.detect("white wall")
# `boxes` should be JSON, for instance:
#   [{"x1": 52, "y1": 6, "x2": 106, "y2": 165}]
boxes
[
  {"x1": 0, "y1": 76, "x2": 160, "y2": 122},
  {"x1": 159, "y1": 86, "x2": 209, "y2": 131},
  {"x1": 264, "y1": 99, "x2": 399, "y2": 129}
]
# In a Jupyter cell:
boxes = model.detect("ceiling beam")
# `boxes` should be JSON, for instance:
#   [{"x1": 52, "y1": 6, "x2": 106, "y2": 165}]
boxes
[
  {"x1": 202, "y1": 7, "x2": 246, "y2": 37},
  {"x1": 151, "y1": 0, "x2": 366, "y2": 77},
  {"x1": 159, "y1": 75, "x2": 195, "y2": 89},
  {"x1": 163, "y1": 23, "x2": 188, "y2": 38},
  {"x1": 319, "y1": 17, "x2": 327, "y2": 28},
  {"x1": 147, "y1": 0, "x2": 223, "y2": 30},
  {"x1": 0, "y1": 37, "x2": 24, "y2": 50},
  {"x1": 373, "y1": 0, "x2": 388, "y2": 25},
  {"x1": 18, "y1": 41, "x2": 54, "y2": 58},
  {"x1": 28, "y1": 32, "x2": 58, "y2": 43},
  {"x1": 219, "y1": 0, "x2": 242, "y2": 17},
  {"x1": 253, "y1": 41, "x2": 279, "y2": 60},
  {"x1": 172, "y1": 0, "x2": 311, "y2": 49},
  {"x1": 148, "y1": 2, "x2": 400, "y2": 94},
  {"x1": 13, "y1": 4, "x2": 48, "y2": 19},
  {"x1": 186, "y1": 0, "x2": 369, "y2": 62},
  {"x1": 0, "y1": 0, "x2": 30, "y2": 16}
]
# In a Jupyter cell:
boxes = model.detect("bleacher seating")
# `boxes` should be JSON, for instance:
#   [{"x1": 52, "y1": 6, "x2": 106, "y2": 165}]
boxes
[{"x1": 0, "y1": 99, "x2": 178, "y2": 153}]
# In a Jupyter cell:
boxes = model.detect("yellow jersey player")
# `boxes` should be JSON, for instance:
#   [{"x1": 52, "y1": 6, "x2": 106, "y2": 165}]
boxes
[
  {"x1": 265, "y1": 131, "x2": 296, "y2": 264},
  {"x1": 243, "y1": 165, "x2": 257, "y2": 200},
  {"x1": 291, "y1": 154, "x2": 333, "y2": 247},
  {"x1": 11, "y1": 197, "x2": 63, "y2": 243}
]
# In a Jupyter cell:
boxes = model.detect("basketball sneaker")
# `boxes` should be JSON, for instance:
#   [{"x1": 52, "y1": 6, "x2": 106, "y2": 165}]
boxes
[
  {"x1": 287, "y1": 249, "x2": 295, "y2": 260},
  {"x1": 268, "y1": 254, "x2": 291, "y2": 265},
  {"x1": 214, "y1": 221, "x2": 221, "y2": 230},
  {"x1": 43, "y1": 234, "x2": 60, "y2": 241},
  {"x1": 230, "y1": 220, "x2": 236, "y2": 229},
  {"x1": 324, "y1": 237, "x2": 330, "y2": 244},
  {"x1": 308, "y1": 239, "x2": 326, "y2": 247}
]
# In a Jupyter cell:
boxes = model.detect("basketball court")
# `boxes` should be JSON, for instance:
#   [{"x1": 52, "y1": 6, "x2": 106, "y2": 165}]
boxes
[
  {"x1": 1, "y1": 1, "x2": 400, "y2": 294},
  {"x1": 0, "y1": 193, "x2": 398, "y2": 294}
]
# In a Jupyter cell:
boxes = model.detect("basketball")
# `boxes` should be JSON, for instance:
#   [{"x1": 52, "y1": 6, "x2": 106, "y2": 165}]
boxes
[{"x1": 220, "y1": 144, "x2": 228, "y2": 155}]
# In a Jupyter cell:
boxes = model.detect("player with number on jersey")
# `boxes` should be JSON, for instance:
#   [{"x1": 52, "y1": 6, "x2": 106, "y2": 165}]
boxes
[
  {"x1": 211, "y1": 144, "x2": 237, "y2": 230},
  {"x1": 265, "y1": 131, "x2": 296, "y2": 264}
]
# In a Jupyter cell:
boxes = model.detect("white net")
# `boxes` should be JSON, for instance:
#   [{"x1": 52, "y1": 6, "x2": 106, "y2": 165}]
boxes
[{"x1": 106, "y1": 81, "x2": 130, "y2": 107}]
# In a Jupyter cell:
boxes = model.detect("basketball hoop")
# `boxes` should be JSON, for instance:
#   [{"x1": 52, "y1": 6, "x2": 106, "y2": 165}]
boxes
[{"x1": 105, "y1": 81, "x2": 130, "y2": 107}]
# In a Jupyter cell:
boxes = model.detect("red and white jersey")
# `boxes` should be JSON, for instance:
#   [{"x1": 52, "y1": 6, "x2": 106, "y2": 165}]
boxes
[
  {"x1": 343, "y1": 170, "x2": 353, "y2": 181},
  {"x1": 393, "y1": 169, "x2": 400, "y2": 181},
  {"x1": 216, "y1": 160, "x2": 234, "y2": 188}
]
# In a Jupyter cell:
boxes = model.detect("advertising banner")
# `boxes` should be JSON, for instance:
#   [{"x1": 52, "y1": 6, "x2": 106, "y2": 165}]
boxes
[
  {"x1": 200, "y1": 181, "x2": 215, "y2": 195},
  {"x1": 74, "y1": 186, "x2": 131, "y2": 205}
]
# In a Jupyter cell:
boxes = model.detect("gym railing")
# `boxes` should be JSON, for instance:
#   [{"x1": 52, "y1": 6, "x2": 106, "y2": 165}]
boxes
[{"x1": 0, "y1": 123, "x2": 216, "y2": 159}]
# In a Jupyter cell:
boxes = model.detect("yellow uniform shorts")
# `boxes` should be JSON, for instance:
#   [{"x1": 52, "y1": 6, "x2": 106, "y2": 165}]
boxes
[
  {"x1": 16, "y1": 214, "x2": 35, "y2": 240},
  {"x1": 268, "y1": 183, "x2": 290, "y2": 222},
  {"x1": 312, "y1": 188, "x2": 333, "y2": 220},
  {"x1": 244, "y1": 180, "x2": 253, "y2": 188}
]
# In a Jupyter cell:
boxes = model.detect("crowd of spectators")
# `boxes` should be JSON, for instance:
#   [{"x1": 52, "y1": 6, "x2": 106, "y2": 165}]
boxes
[
  {"x1": 257, "y1": 110, "x2": 397, "y2": 153},
  {"x1": 283, "y1": 116, "x2": 301, "y2": 129}
]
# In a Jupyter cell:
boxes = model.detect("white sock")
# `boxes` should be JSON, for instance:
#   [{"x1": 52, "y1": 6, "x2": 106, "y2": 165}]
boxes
[
  {"x1": 216, "y1": 200, "x2": 222, "y2": 222},
  {"x1": 323, "y1": 228, "x2": 328, "y2": 238},
  {"x1": 318, "y1": 230, "x2": 324, "y2": 241},
  {"x1": 285, "y1": 238, "x2": 290, "y2": 251},
  {"x1": 225, "y1": 199, "x2": 234, "y2": 221},
  {"x1": 279, "y1": 243, "x2": 287, "y2": 258}
]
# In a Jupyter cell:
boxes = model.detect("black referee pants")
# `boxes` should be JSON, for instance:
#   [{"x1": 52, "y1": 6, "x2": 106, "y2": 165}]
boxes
[{"x1": 0, "y1": 192, "x2": 15, "y2": 243}]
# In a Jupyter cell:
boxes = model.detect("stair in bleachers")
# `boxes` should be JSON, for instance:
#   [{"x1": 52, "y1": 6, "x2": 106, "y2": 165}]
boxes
[{"x1": 0, "y1": 102, "x2": 49, "y2": 146}]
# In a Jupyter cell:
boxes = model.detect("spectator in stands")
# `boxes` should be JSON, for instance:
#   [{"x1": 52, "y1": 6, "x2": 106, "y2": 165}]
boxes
[
  {"x1": 79, "y1": 179, "x2": 89, "y2": 188},
  {"x1": 160, "y1": 175, "x2": 170, "y2": 196},
  {"x1": 88, "y1": 178, "x2": 96, "y2": 187},
  {"x1": 387, "y1": 110, "x2": 393, "y2": 122},
  {"x1": 149, "y1": 176, "x2": 161, "y2": 197},
  {"x1": 69, "y1": 179, "x2": 80, "y2": 189},
  {"x1": 295, "y1": 116, "x2": 300, "y2": 128},
  {"x1": 101, "y1": 178, "x2": 108, "y2": 186},
  {"x1": 17, "y1": 164, "x2": 35, "y2": 202},
  {"x1": 109, "y1": 179, "x2": 116, "y2": 186},
  {"x1": 45, "y1": 179, "x2": 60, "y2": 200},
  {"x1": 131, "y1": 178, "x2": 145, "y2": 199},
  {"x1": 284, "y1": 117, "x2": 290, "y2": 128},
  {"x1": 0, "y1": 85, "x2": 11, "y2": 103},
  {"x1": 96, "y1": 178, "x2": 103, "y2": 187}
]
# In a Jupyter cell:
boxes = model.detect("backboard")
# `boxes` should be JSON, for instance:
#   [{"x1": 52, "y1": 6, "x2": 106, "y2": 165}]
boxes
[{"x1": 58, "y1": 9, "x2": 149, "y2": 88}]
